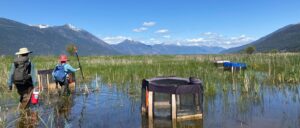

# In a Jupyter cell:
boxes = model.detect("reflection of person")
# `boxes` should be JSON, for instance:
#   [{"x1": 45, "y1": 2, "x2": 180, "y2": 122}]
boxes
[
  {"x1": 17, "y1": 109, "x2": 38, "y2": 128},
  {"x1": 52, "y1": 55, "x2": 79, "y2": 96},
  {"x1": 54, "y1": 96, "x2": 73, "y2": 126},
  {"x1": 7, "y1": 48, "x2": 38, "y2": 109}
]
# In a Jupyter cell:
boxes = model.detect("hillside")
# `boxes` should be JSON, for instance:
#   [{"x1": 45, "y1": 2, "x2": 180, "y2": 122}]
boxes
[
  {"x1": 0, "y1": 17, "x2": 224, "y2": 55},
  {"x1": 112, "y1": 40, "x2": 157, "y2": 55},
  {"x1": 0, "y1": 18, "x2": 119, "y2": 55},
  {"x1": 222, "y1": 23, "x2": 300, "y2": 53}
]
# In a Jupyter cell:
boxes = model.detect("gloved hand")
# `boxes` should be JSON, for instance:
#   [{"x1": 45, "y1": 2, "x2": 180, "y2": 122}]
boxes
[{"x1": 76, "y1": 68, "x2": 80, "y2": 71}]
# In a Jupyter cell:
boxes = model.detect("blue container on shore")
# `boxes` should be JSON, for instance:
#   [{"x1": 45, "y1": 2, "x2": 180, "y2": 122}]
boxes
[{"x1": 223, "y1": 62, "x2": 247, "y2": 69}]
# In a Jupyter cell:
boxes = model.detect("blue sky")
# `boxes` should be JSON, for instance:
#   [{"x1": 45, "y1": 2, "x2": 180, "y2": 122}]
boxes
[{"x1": 1, "y1": 0, "x2": 300, "y2": 48}]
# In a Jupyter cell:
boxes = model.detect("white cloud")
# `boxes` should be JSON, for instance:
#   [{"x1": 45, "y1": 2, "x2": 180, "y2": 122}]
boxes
[
  {"x1": 132, "y1": 21, "x2": 155, "y2": 33},
  {"x1": 102, "y1": 36, "x2": 132, "y2": 44},
  {"x1": 203, "y1": 32, "x2": 214, "y2": 36},
  {"x1": 102, "y1": 32, "x2": 255, "y2": 48},
  {"x1": 186, "y1": 38, "x2": 206, "y2": 43},
  {"x1": 162, "y1": 35, "x2": 171, "y2": 38},
  {"x1": 133, "y1": 27, "x2": 148, "y2": 32},
  {"x1": 155, "y1": 29, "x2": 169, "y2": 34},
  {"x1": 146, "y1": 38, "x2": 162, "y2": 44},
  {"x1": 202, "y1": 32, "x2": 223, "y2": 38},
  {"x1": 143, "y1": 21, "x2": 156, "y2": 27},
  {"x1": 184, "y1": 33, "x2": 255, "y2": 48},
  {"x1": 176, "y1": 42, "x2": 182, "y2": 46}
]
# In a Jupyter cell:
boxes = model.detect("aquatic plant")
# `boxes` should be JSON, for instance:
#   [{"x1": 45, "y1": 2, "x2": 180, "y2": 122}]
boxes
[{"x1": 0, "y1": 54, "x2": 299, "y2": 96}]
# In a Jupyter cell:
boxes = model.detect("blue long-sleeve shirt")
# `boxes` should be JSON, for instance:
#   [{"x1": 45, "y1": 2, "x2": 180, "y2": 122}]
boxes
[
  {"x1": 7, "y1": 62, "x2": 38, "y2": 88},
  {"x1": 62, "y1": 63, "x2": 77, "y2": 73}
]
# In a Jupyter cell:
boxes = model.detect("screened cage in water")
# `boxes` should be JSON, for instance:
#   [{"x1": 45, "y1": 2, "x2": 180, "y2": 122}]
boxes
[{"x1": 141, "y1": 77, "x2": 203, "y2": 128}]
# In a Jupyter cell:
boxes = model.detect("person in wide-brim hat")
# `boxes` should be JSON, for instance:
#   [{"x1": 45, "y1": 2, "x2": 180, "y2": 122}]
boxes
[
  {"x1": 8, "y1": 47, "x2": 38, "y2": 109},
  {"x1": 15, "y1": 47, "x2": 33, "y2": 55}
]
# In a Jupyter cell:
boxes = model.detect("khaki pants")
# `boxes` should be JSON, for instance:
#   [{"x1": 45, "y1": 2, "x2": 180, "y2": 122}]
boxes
[
  {"x1": 56, "y1": 79, "x2": 70, "y2": 96},
  {"x1": 16, "y1": 85, "x2": 34, "y2": 109}
]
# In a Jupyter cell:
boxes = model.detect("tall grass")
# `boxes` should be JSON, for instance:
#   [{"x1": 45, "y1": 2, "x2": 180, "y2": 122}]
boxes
[
  {"x1": 1, "y1": 53, "x2": 300, "y2": 127},
  {"x1": 1, "y1": 53, "x2": 300, "y2": 96}
]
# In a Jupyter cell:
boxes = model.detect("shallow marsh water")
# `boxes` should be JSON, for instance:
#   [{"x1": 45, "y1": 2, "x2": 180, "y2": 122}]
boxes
[
  {"x1": 204, "y1": 83, "x2": 300, "y2": 128},
  {"x1": 1, "y1": 78, "x2": 202, "y2": 128},
  {"x1": 2, "y1": 54, "x2": 300, "y2": 128},
  {"x1": 2, "y1": 78, "x2": 299, "y2": 128}
]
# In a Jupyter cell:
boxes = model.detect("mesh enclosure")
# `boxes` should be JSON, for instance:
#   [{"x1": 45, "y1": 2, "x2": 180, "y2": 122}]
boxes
[{"x1": 141, "y1": 77, "x2": 203, "y2": 118}]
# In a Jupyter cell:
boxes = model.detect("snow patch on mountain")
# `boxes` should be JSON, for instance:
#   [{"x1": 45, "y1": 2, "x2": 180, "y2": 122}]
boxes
[
  {"x1": 65, "y1": 23, "x2": 81, "y2": 31},
  {"x1": 31, "y1": 24, "x2": 50, "y2": 29}
]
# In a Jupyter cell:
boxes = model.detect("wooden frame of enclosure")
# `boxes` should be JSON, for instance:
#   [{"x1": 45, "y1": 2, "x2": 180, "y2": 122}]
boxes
[
  {"x1": 146, "y1": 91, "x2": 203, "y2": 119},
  {"x1": 141, "y1": 77, "x2": 203, "y2": 128},
  {"x1": 37, "y1": 69, "x2": 76, "y2": 93}
]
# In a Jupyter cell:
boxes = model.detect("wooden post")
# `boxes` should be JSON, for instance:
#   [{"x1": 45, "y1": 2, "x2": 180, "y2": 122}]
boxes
[
  {"x1": 232, "y1": 66, "x2": 236, "y2": 91},
  {"x1": 37, "y1": 75, "x2": 41, "y2": 88},
  {"x1": 148, "y1": 91, "x2": 153, "y2": 119},
  {"x1": 46, "y1": 74, "x2": 50, "y2": 87},
  {"x1": 40, "y1": 76, "x2": 43, "y2": 92},
  {"x1": 172, "y1": 119, "x2": 177, "y2": 128},
  {"x1": 46, "y1": 74, "x2": 50, "y2": 94},
  {"x1": 177, "y1": 114, "x2": 203, "y2": 121},
  {"x1": 148, "y1": 117, "x2": 154, "y2": 128},
  {"x1": 41, "y1": 75, "x2": 44, "y2": 92},
  {"x1": 171, "y1": 94, "x2": 177, "y2": 120}
]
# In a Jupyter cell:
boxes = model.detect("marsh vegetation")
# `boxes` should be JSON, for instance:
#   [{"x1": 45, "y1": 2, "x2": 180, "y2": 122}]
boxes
[{"x1": 0, "y1": 53, "x2": 300, "y2": 127}]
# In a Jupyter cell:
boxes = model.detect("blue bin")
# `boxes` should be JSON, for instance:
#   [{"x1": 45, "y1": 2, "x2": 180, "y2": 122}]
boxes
[{"x1": 223, "y1": 62, "x2": 247, "y2": 69}]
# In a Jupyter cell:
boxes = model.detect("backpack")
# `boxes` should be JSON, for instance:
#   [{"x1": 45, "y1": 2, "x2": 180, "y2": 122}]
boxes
[
  {"x1": 13, "y1": 57, "x2": 31, "y2": 85},
  {"x1": 53, "y1": 64, "x2": 66, "y2": 82}
]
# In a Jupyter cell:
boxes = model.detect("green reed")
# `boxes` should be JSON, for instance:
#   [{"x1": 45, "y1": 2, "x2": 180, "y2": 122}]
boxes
[{"x1": 1, "y1": 53, "x2": 300, "y2": 100}]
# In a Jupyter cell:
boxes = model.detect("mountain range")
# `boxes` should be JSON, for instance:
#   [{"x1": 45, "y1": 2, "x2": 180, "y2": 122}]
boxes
[
  {"x1": 0, "y1": 18, "x2": 224, "y2": 55},
  {"x1": 2, "y1": 17, "x2": 300, "y2": 55},
  {"x1": 222, "y1": 23, "x2": 300, "y2": 53},
  {"x1": 0, "y1": 18, "x2": 119, "y2": 55},
  {"x1": 112, "y1": 39, "x2": 225, "y2": 55}
]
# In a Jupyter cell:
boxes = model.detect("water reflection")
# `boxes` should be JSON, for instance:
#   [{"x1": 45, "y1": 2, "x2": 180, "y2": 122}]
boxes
[
  {"x1": 2, "y1": 77, "x2": 202, "y2": 128},
  {"x1": 205, "y1": 83, "x2": 300, "y2": 128},
  {"x1": 16, "y1": 109, "x2": 38, "y2": 128},
  {"x1": 53, "y1": 95, "x2": 73, "y2": 127},
  {"x1": 141, "y1": 117, "x2": 203, "y2": 128}
]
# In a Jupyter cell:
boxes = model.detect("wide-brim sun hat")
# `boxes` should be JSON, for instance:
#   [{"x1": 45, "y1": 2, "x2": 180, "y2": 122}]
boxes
[
  {"x1": 15, "y1": 47, "x2": 33, "y2": 55},
  {"x1": 59, "y1": 54, "x2": 68, "y2": 62}
]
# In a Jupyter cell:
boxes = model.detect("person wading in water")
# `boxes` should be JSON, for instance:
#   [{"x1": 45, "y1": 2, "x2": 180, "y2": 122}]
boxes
[
  {"x1": 7, "y1": 47, "x2": 38, "y2": 109},
  {"x1": 52, "y1": 54, "x2": 79, "y2": 96}
]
